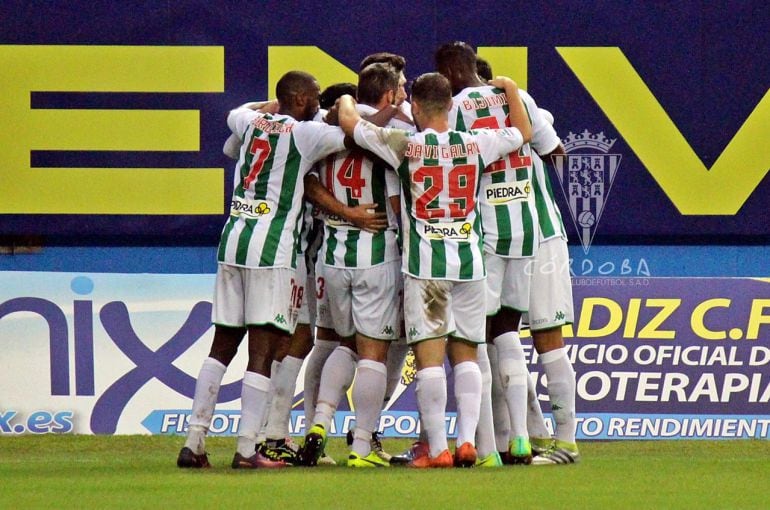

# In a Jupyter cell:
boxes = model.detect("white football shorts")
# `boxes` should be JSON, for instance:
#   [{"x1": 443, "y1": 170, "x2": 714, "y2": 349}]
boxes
[{"x1": 212, "y1": 264, "x2": 297, "y2": 334}]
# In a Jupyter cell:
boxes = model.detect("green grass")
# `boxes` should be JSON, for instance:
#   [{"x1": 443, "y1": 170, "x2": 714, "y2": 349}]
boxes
[{"x1": 1, "y1": 435, "x2": 769, "y2": 509}]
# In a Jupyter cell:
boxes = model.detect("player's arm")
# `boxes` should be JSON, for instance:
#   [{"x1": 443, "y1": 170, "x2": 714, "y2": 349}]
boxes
[
  {"x1": 363, "y1": 104, "x2": 413, "y2": 128},
  {"x1": 223, "y1": 133, "x2": 241, "y2": 160},
  {"x1": 303, "y1": 173, "x2": 388, "y2": 234},
  {"x1": 340, "y1": 95, "x2": 407, "y2": 168},
  {"x1": 542, "y1": 143, "x2": 566, "y2": 168},
  {"x1": 489, "y1": 77, "x2": 532, "y2": 143},
  {"x1": 338, "y1": 95, "x2": 362, "y2": 136}
]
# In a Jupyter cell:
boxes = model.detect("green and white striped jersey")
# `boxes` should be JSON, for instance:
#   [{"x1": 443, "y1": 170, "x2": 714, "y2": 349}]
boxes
[
  {"x1": 217, "y1": 107, "x2": 346, "y2": 269},
  {"x1": 449, "y1": 87, "x2": 560, "y2": 257},
  {"x1": 353, "y1": 121, "x2": 524, "y2": 281},
  {"x1": 532, "y1": 150, "x2": 567, "y2": 242},
  {"x1": 317, "y1": 104, "x2": 408, "y2": 269}
]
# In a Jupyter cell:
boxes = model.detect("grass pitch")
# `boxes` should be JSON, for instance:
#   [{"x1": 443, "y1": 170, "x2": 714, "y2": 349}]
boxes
[{"x1": 1, "y1": 435, "x2": 769, "y2": 509}]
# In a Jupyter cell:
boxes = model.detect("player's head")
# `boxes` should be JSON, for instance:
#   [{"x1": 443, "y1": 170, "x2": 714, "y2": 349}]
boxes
[
  {"x1": 357, "y1": 63, "x2": 399, "y2": 107},
  {"x1": 476, "y1": 57, "x2": 493, "y2": 81},
  {"x1": 319, "y1": 82, "x2": 357, "y2": 110},
  {"x1": 435, "y1": 41, "x2": 478, "y2": 93},
  {"x1": 360, "y1": 52, "x2": 408, "y2": 106},
  {"x1": 410, "y1": 72, "x2": 452, "y2": 126},
  {"x1": 276, "y1": 70, "x2": 320, "y2": 121}
]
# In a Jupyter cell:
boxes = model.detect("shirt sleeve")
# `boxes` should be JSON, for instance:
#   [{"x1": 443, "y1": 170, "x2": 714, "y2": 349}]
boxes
[
  {"x1": 226, "y1": 105, "x2": 259, "y2": 138},
  {"x1": 294, "y1": 121, "x2": 347, "y2": 163},
  {"x1": 519, "y1": 90, "x2": 560, "y2": 156},
  {"x1": 222, "y1": 133, "x2": 241, "y2": 160},
  {"x1": 474, "y1": 127, "x2": 524, "y2": 165},
  {"x1": 353, "y1": 120, "x2": 407, "y2": 169},
  {"x1": 385, "y1": 167, "x2": 400, "y2": 197}
]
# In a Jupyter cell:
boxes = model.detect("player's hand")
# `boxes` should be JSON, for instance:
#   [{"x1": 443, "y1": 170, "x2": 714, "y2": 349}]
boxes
[
  {"x1": 344, "y1": 203, "x2": 388, "y2": 233},
  {"x1": 324, "y1": 104, "x2": 340, "y2": 126},
  {"x1": 488, "y1": 76, "x2": 518, "y2": 90}
]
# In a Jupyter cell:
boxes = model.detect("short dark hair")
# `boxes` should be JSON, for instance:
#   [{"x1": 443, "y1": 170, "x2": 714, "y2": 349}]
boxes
[
  {"x1": 357, "y1": 63, "x2": 399, "y2": 105},
  {"x1": 276, "y1": 70, "x2": 317, "y2": 105},
  {"x1": 435, "y1": 41, "x2": 477, "y2": 74},
  {"x1": 359, "y1": 52, "x2": 406, "y2": 73},
  {"x1": 319, "y1": 82, "x2": 357, "y2": 109},
  {"x1": 411, "y1": 72, "x2": 452, "y2": 116},
  {"x1": 476, "y1": 57, "x2": 493, "y2": 81}
]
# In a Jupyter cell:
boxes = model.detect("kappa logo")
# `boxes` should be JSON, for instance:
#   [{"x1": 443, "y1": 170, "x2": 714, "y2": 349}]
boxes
[
  {"x1": 552, "y1": 130, "x2": 622, "y2": 254},
  {"x1": 380, "y1": 325, "x2": 394, "y2": 336},
  {"x1": 408, "y1": 326, "x2": 420, "y2": 339},
  {"x1": 554, "y1": 310, "x2": 565, "y2": 321},
  {"x1": 274, "y1": 314, "x2": 287, "y2": 325}
]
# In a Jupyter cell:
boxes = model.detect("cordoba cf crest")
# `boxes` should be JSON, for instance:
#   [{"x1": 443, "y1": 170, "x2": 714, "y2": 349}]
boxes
[{"x1": 553, "y1": 130, "x2": 622, "y2": 253}]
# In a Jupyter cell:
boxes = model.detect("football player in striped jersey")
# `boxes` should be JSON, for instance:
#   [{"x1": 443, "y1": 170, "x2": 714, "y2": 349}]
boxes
[{"x1": 338, "y1": 72, "x2": 531, "y2": 468}]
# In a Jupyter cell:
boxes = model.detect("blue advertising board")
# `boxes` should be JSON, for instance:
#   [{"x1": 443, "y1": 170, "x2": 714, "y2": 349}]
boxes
[{"x1": 1, "y1": 1, "x2": 768, "y2": 245}]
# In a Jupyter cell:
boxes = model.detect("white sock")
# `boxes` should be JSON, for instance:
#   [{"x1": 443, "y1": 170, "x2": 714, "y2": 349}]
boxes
[
  {"x1": 488, "y1": 344, "x2": 511, "y2": 451},
  {"x1": 384, "y1": 340, "x2": 409, "y2": 405},
  {"x1": 416, "y1": 366, "x2": 448, "y2": 457},
  {"x1": 453, "y1": 361, "x2": 482, "y2": 448},
  {"x1": 494, "y1": 332, "x2": 529, "y2": 438},
  {"x1": 256, "y1": 359, "x2": 281, "y2": 443},
  {"x1": 351, "y1": 359, "x2": 387, "y2": 457},
  {"x1": 303, "y1": 339, "x2": 338, "y2": 424},
  {"x1": 313, "y1": 345, "x2": 357, "y2": 430},
  {"x1": 526, "y1": 371, "x2": 551, "y2": 439},
  {"x1": 264, "y1": 355, "x2": 303, "y2": 440},
  {"x1": 540, "y1": 347, "x2": 577, "y2": 444},
  {"x1": 236, "y1": 371, "x2": 271, "y2": 457},
  {"x1": 185, "y1": 357, "x2": 226, "y2": 454},
  {"x1": 474, "y1": 344, "x2": 496, "y2": 458}
]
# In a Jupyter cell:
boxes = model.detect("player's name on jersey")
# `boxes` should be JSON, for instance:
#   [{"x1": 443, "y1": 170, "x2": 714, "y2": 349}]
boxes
[
  {"x1": 460, "y1": 92, "x2": 508, "y2": 111},
  {"x1": 250, "y1": 116, "x2": 294, "y2": 134},
  {"x1": 484, "y1": 180, "x2": 531, "y2": 204},
  {"x1": 404, "y1": 140, "x2": 481, "y2": 159}
]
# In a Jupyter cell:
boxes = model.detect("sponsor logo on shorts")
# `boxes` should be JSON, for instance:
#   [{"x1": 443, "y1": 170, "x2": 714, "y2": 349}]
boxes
[
  {"x1": 554, "y1": 310, "x2": 565, "y2": 321},
  {"x1": 380, "y1": 325, "x2": 395, "y2": 336},
  {"x1": 484, "y1": 180, "x2": 530, "y2": 205},
  {"x1": 423, "y1": 221, "x2": 473, "y2": 241},
  {"x1": 408, "y1": 326, "x2": 420, "y2": 339},
  {"x1": 553, "y1": 129, "x2": 622, "y2": 254},
  {"x1": 230, "y1": 196, "x2": 274, "y2": 219},
  {"x1": 274, "y1": 314, "x2": 287, "y2": 325}
]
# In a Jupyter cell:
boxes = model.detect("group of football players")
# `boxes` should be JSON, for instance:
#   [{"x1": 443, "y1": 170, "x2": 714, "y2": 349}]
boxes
[{"x1": 176, "y1": 41, "x2": 579, "y2": 470}]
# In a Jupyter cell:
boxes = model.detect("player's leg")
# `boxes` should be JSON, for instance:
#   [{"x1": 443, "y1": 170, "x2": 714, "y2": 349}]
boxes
[
  {"x1": 488, "y1": 255, "x2": 532, "y2": 463},
  {"x1": 405, "y1": 276, "x2": 453, "y2": 468},
  {"x1": 526, "y1": 370, "x2": 553, "y2": 454},
  {"x1": 528, "y1": 238, "x2": 578, "y2": 465},
  {"x1": 348, "y1": 334, "x2": 390, "y2": 467},
  {"x1": 487, "y1": 343, "x2": 513, "y2": 459},
  {"x1": 347, "y1": 262, "x2": 400, "y2": 467},
  {"x1": 179, "y1": 325, "x2": 244, "y2": 468},
  {"x1": 261, "y1": 263, "x2": 313, "y2": 465},
  {"x1": 300, "y1": 267, "x2": 357, "y2": 465},
  {"x1": 383, "y1": 278, "x2": 408, "y2": 407},
  {"x1": 178, "y1": 264, "x2": 245, "y2": 468},
  {"x1": 231, "y1": 267, "x2": 296, "y2": 469},
  {"x1": 474, "y1": 342, "x2": 502, "y2": 466},
  {"x1": 447, "y1": 278, "x2": 486, "y2": 468},
  {"x1": 303, "y1": 262, "x2": 338, "y2": 424}
]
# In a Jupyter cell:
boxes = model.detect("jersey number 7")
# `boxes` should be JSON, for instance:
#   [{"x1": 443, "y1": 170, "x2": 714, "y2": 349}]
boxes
[{"x1": 244, "y1": 138, "x2": 272, "y2": 189}]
